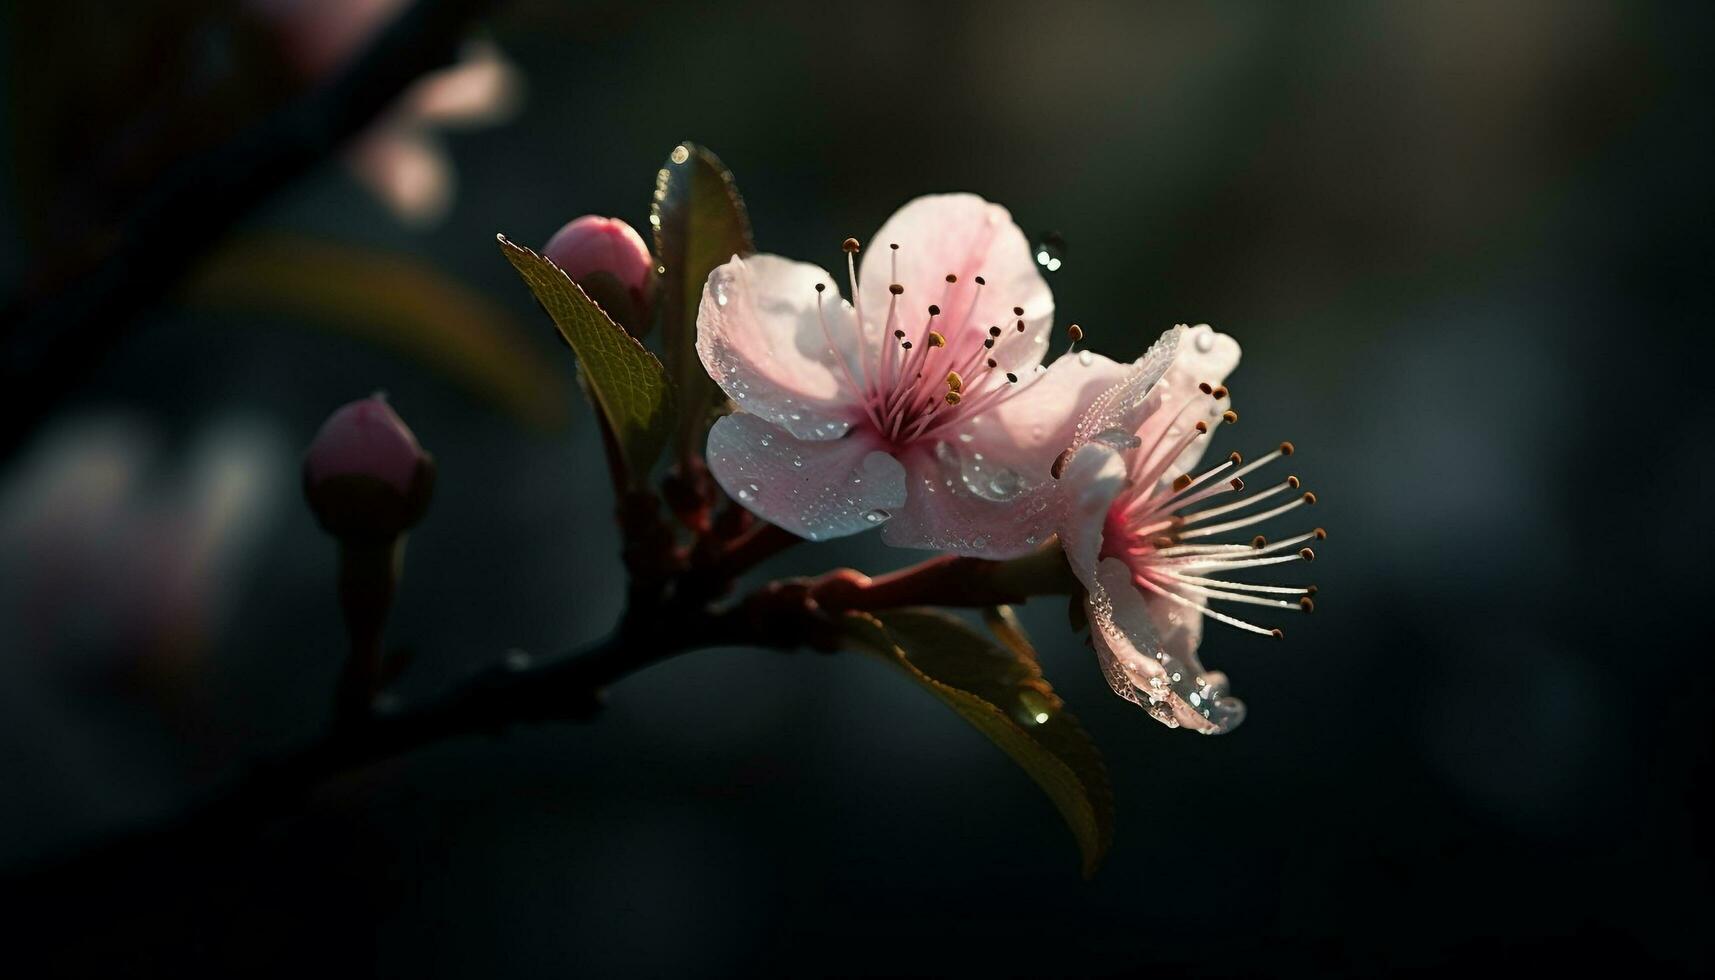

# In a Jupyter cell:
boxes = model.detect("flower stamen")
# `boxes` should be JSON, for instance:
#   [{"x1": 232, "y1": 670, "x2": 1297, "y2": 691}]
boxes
[{"x1": 1101, "y1": 431, "x2": 1322, "y2": 641}]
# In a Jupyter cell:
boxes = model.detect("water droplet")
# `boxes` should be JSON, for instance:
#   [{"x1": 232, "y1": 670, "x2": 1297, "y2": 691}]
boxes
[
  {"x1": 987, "y1": 468, "x2": 1023, "y2": 497},
  {"x1": 1194, "y1": 329, "x2": 1215, "y2": 353},
  {"x1": 1092, "y1": 427, "x2": 1142, "y2": 450},
  {"x1": 1019, "y1": 689, "x2": 1054, "y2": 726},
  {"x1": 1033, "y1": 232, "x2": 1067, "y2": 273},
  {"x1": 864, "y1": 509, "x2": 891, "y2": 524},
  {"x1": 1077, "y1": 349, "x2": 1094, "y2": 366}
]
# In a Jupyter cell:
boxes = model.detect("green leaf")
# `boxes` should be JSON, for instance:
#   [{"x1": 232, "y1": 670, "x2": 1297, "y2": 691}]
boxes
[
  {"x1": 497, "y1": 234, "x2": 673, "y2": 481},
  {"x1": 842, "y1": 609, "x2": 1115, "y2": 877},
  {"x1": 650, "y1": 142, "x2": 754, "y2": 462},
  {"x1": 182, "y1": 233, "x2": 571, "y2": 432}
]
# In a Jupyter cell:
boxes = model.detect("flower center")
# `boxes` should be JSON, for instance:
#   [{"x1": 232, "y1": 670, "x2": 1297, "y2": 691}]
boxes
[
  {"x1": 1097, "y1": 383, "x2": 1323, "y2": 639},
  {"x1": 813, "y1": 237, "x2": 1067, "y2": 449}
]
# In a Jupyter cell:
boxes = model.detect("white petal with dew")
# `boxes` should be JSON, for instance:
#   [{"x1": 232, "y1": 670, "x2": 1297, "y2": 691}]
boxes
[{"x1": 706, "y1": 414, "x2": 906, "y2": 542}]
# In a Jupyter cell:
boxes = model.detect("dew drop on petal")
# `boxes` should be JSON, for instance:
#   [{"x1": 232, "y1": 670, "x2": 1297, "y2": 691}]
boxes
[
  {"x1": 987, "y1": 468, "x2": 1022, "y2": 497},
  {"x1": 1092, "y1": 427, "x2": 1143, "y2": 450},
  {"x1": 864, "y1": 508, "x2": 891, "y2": 524},
  {"x1": 1194, "y1": 330, "x2": 1215, "y2": 353}
]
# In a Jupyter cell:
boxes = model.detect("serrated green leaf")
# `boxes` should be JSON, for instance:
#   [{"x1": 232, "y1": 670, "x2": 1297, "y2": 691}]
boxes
[
  {"x1": 497, "y1": 235, "x2": 672, "y2": 481},
  {"x1": 843, "y1": 609, "x2": 1115, "y2": 877},
  {"x1": 650, "y1": 142, "x2": 754, "y2": 462}
]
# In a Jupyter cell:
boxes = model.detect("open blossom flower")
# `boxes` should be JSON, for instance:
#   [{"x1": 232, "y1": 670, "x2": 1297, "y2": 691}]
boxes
[
  {"x1": 1055, "y1": 324, "x2": 1323, "y2": 734},
  {"x1": 698, "y1": 193, "x2": 1133, "y2": 554}
]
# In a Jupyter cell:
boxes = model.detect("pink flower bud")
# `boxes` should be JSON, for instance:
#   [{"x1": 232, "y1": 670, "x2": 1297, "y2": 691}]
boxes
[
  {"x1": 304, "y1": 395, "x2": 434, "y2": 539},
  {"x1": 544, "y1": 215, "x2": 656, "y2": 334}
]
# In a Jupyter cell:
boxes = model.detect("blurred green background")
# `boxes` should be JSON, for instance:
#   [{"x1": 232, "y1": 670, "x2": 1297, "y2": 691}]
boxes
[{"x1": 2, "y1": 0, "x2": 1710, "y2": 975}]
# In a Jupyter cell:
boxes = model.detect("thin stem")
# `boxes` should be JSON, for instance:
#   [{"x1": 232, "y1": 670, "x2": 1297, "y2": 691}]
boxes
[
  {"x1": 333, "y1": 537, "x2": 403, "y2": 727},
  {"x1": 805, "y1": 543, "x2": 1079, "y2": 613},
  {"x1": 706, "y1": 521, "x2": 802, "y2": 580}
]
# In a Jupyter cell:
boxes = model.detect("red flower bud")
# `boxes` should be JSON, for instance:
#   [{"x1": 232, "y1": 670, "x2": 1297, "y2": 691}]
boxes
[
  {"x1": 303, "y1": 394, "x2": 434, "y2": 540},
  {"x1": 543, "y1": 215, "x2": 656, "y2": 335}
]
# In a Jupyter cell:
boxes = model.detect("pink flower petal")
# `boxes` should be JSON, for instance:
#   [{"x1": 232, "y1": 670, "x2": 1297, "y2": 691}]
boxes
[
  {"x1": 952, "y1": 350, "x2": 1139, "y2": 485},
  {"x1": 1088, "y1": 558, "x2": 1245, "y2": 734},
  {"x1": 880, "y1": 352, "x2": 1139, "y2": 558},
  {"x1": 706, "y1": 414, "x2": 906, "y2": 542},
  {"x1": 858, "y1": 194, "x2": 1052, "y2": 376},
  {"x1": 346, "y1": 130, "x2": 452, "y2": 228},
  {"x1": 877, "y1": 443, "x2": 1060, "y2": 558},
  {"x1": 1056, "y1": 441, "x2": 1132, "y2": 595},
  {"x1": 1064, "y1": 327, "x2": 1183, "y2": 456},
  {"x1": 697, "y1": 255, "x2": 865, "y2": 441},
  {"x1": 1127, "y1": 324, "x2": 1241, "y2": 482},
  {"x1": 401, "y1": 41, "x2": 523, "y2": 128}
]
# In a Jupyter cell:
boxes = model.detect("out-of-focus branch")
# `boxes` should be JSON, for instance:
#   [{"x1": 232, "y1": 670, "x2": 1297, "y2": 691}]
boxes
[{"x1": 0, "y1": 0, "x2": 501, "y2": 459}]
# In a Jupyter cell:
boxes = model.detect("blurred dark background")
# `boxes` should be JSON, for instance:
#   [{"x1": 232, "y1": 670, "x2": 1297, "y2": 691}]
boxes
[{"x1": 2, "y1": 0, "x2": 1711, "y2": 975}]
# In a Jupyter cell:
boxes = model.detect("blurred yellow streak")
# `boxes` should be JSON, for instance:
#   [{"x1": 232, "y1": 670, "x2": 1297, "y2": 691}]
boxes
[{"x1": 182, "y1": 233, "x2": 570, "y2": 432}]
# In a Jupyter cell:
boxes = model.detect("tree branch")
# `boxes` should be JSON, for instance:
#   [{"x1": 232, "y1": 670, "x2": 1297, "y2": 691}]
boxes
[
  {"x1": 5, "y1": 539, "x2": 1077, "y2": 886},
  {"x1": 804, "y1": 545, "x2": 1080, "y2": 613}
]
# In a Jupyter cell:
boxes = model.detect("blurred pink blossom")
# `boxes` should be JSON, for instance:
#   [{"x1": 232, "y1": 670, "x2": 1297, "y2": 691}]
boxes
[
  {"x1": 250, "y1": 0, "x2": 523, "y2": 226},
  {"x1": 0, "y1": 414, "x2": 289, "y2": 673}
]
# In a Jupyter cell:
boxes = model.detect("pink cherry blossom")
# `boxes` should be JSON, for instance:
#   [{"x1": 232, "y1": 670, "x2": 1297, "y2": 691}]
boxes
[
  {"x1": 1055, "y1": 325, "x2": 1323, "y2": 734},
  {"x1": 697, "y1": 193, "x2": 1127, "y2": 553}
]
